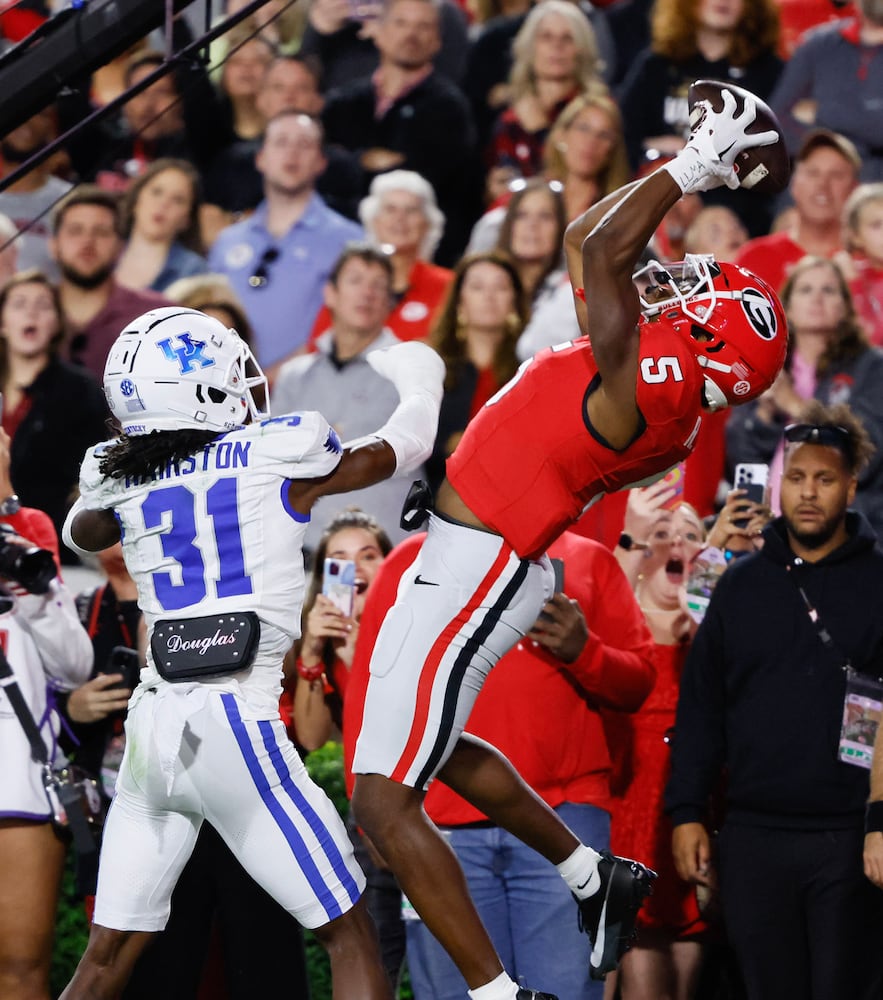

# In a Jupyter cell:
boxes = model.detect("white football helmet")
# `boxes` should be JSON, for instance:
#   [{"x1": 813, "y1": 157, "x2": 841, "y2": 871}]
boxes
[{"x1": 103, "y1": 307, "x2": 270, "y2": 435}]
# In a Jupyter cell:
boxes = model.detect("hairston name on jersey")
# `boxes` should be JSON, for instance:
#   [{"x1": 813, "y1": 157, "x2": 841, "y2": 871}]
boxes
[{"x1": 124, "y1": 439, "x2": 252, "y2": 489}]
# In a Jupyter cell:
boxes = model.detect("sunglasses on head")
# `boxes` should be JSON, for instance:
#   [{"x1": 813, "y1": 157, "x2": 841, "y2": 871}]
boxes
[
  {"x1": 784, "y1": 422, "x2": 851, "y2": 453},
  {"x1": 248, "y1": 247, "x2": 280, "y2": 289}
]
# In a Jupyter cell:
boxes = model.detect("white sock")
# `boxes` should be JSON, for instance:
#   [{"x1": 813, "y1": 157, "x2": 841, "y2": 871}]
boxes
[
  {"x1": 468, "y1": 971, "x2": 520, "y2": 1000},
  {"x1": 557, "y1": 843, "x2": 602, "y2": 899}
]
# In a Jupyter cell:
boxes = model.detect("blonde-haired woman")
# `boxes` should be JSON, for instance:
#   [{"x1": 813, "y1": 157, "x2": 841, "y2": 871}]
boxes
[
  {"x1": 606, "y1": 480, "x2": 774, "y2": 1000},
  {"x1": 486, "y1": 0, "x2": 608, "y2": 185},
  {"x1": 468, "y1": 92, "x2": 629, "y2": 256},
  {"x1": 511, "y1": 100, "x2": 628, "y2": 358},
  {"x1": 544, "y1": 91, "x2": 631, "y2": 222},
  {"x1": 607, "y1": 489, "x2": 709, "y2": 1000}
]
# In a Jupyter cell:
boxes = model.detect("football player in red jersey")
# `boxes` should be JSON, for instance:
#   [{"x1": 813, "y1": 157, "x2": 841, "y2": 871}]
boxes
[{"x1": 350, "y1": 88, "x2": 787, "y2": 1000}]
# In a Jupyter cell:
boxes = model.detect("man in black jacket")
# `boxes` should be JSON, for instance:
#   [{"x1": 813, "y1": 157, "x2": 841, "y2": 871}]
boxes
[
  {"x1": 321, "y1": 0, "x2": 480, "y2": 264},
  {"x1": 666, "y1": 400, "x2": 883, "y2": 1000}
]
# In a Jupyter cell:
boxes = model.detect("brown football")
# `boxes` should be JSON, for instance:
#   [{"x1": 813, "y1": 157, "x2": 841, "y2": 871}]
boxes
[{"x1": 688, "y1": 79, "x2": 791, "y2": 195}]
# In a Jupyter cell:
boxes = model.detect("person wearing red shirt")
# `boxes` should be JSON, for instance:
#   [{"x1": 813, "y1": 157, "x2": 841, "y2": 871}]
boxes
[
  {"x1": 310, "y1": 170, "x2": 453, "y2": 345},
  {"x1": 839, "y1": 181, "x2": 883, "y2": 346},
  {"x1": 348, "y1": 89, "x2": 788, "y2": 1000},
  {"x1": 735, "y1": 129, "x2": 860, "y2": 295}
]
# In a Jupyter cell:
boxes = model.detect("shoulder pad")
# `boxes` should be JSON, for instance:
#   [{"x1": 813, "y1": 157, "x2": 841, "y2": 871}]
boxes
[{"x1": 239, "y1": 413, "x2": 342, "y2": 477}]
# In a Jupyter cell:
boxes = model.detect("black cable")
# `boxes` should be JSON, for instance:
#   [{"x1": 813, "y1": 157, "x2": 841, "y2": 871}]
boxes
[{"x1": 0, "y1": 0, "x2": 299, "y2": 254}]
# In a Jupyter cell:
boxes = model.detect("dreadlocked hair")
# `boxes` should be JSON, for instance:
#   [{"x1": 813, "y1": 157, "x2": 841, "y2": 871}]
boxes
[{"x1": 99, "y1": 429, "x2": 223, "y2": 481}]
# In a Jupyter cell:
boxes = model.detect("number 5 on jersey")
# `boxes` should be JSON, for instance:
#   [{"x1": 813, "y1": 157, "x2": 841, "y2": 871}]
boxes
[{"x1": 640, "y1": 357, "x2": 684, "y2": 384}]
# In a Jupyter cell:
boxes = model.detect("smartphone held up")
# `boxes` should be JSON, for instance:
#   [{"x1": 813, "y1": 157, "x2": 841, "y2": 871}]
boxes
[
  {"x1": 660, "y1": 462, "x2": 686, "y2": 510},
  {"x1": 733, "y1": 463, "x2": 770, "y2": 529},
  {"x1": 733, "y1": 463, "x2": 770, "y2": 505},
  {"x1": 323, "y1": 558, "x2": 357, "y2": 617}
]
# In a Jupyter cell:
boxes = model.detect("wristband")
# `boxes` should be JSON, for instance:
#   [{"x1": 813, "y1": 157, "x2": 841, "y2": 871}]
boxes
[
  {"x1": 661, "y1": 148, "x2": 708, "y2": 195},
  {"x1": 296, "y1": 658, "x2": 325, "y2": 684},
  {"x1": 866, "y1": 800, "x2": 883, "y2": 834}
]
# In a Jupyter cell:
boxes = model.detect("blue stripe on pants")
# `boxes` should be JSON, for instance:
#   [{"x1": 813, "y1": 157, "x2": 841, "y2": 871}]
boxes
[
  {"x1": 258, "y1": 717, "x2": 361, "y2": 904},
  {"x1": 221, "y1": 693, "x2": 351, "y2": 922}
]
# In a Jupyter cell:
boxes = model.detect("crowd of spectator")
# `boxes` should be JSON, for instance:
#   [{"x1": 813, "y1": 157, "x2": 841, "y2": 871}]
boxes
[{"x1": 2, "y1": 0, "x2": 883, "y2": 996}]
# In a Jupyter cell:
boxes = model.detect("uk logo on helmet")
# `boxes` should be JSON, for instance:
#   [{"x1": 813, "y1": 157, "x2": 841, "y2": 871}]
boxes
[
  {"x1": 157, "y1": 333, "x2": 217, "y2": 375},
  {"x1": 740, "y1": 288, "x2": 778, "y2": 340}
]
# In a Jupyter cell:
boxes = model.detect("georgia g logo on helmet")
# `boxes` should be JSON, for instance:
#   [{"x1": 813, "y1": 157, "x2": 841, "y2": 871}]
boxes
[{"x1": 740, "y1": 287, "x2": 778, "y2": 341}]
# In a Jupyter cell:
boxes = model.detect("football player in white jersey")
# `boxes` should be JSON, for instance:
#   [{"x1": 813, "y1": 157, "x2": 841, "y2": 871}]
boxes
[{"x1": 58, "y1": 306, "x2": 444, "y2": 1000}]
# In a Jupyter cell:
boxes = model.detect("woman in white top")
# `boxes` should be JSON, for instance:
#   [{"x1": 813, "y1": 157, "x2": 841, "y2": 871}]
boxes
[{"x1": 0, "y1": 498, "x2": 93, "y2": 999}]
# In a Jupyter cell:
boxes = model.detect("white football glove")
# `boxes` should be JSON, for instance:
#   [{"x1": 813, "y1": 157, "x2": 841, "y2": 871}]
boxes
[
  {"x1": 364, "y1": 340, "x2": 445, "y2": 398},
  {"x1": 664, "y1": 88, "x2": 780, "y2": 194},
  {"x1": 346, "y1": 341, "x2": 445, "y2": 474}
]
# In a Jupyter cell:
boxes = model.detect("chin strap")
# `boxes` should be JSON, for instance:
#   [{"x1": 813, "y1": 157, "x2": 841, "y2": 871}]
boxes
[{"x1": 701, "y1": 377, "x2": 729, "y2": 412}]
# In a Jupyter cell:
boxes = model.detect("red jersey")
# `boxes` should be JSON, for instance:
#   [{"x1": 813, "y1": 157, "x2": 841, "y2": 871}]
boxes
[{"x1": 446, "y1": 330, "x2": 705, "y2": 561}]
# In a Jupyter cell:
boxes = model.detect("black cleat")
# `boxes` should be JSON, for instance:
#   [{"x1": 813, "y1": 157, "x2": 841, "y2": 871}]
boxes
[
  {"x1": 515, "y1": 991, "x2": 559, "y2": 1000},
  {"x1": 576, "y1": 850, "x2": 656, "y2": 980}
]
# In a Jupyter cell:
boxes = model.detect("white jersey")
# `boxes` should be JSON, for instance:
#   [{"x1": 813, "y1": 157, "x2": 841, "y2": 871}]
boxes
[
  {"x1": 78, "y1": 414, "x2": 342, "y2": 707},
  {"x1": 76, "y1": 417, "x2": 368, "y2": 935},
  {"x1": 0, "y1": 583, "x2": 94, "y2": 818}
]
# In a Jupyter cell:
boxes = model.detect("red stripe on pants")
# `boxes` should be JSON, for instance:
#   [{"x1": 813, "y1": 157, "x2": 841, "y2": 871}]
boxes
[{"x1": 390, "y1": 541, "x2": 513, "y2": 783}]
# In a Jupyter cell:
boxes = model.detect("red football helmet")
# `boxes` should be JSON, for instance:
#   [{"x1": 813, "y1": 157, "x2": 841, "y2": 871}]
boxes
[{"x1": 633, "y1": 254, "x2": 787, "y2": 410}]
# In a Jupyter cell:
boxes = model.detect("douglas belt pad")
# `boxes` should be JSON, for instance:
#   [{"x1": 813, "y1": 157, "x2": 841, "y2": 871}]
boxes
[{"x1": 151, "y1": 612, "x2": 260, "y2": 682}]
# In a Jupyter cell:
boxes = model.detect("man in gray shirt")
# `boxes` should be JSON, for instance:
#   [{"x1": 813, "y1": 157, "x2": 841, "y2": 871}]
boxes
[{"x1": 272, "y1": 242, "x2": 422, "y2": 554}]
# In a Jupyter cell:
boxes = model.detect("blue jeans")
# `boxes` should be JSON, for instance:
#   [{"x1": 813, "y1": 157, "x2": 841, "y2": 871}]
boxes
[{"x1": 405, "y1": 802, "x2": 609, "y2": 999}]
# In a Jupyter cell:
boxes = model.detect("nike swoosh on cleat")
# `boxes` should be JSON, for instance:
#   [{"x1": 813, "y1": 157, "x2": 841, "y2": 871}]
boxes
[
  {"x1": 414, "y1": 574, "x2": 439, "y2": 586},
  {"x1": 590, "y1": 862, "x2": 621, "y2": 972},
  {"x1": 590, "y1": 897, "x2": 608, "y2": 968}
]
